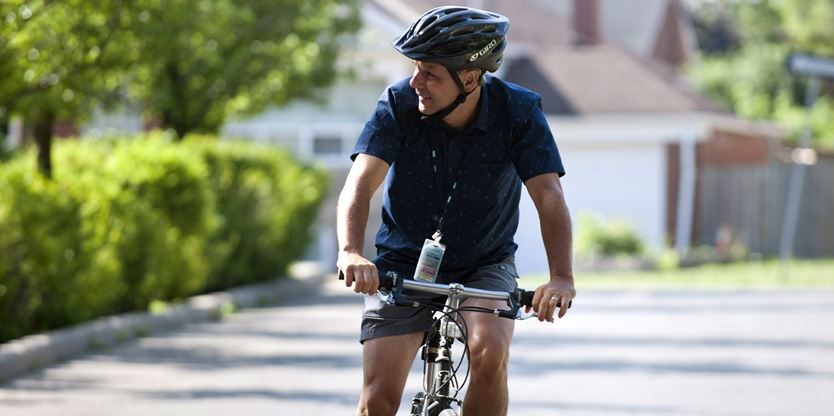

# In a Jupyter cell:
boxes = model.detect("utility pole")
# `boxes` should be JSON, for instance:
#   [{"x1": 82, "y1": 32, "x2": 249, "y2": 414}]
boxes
[{"x1": 780, "y1": 53, "x2": 834, "y2": 277}]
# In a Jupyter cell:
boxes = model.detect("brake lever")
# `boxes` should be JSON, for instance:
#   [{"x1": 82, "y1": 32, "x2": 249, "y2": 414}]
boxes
[
  {"x1": 515, "y1": 309, "x2": 538, "y2": 320},
  {"x1": 495, "y1": 306, "x2": 537, "y2": 320},
  {"x1": 376, "y1": 289, "x2": 395, "y2": 305}
]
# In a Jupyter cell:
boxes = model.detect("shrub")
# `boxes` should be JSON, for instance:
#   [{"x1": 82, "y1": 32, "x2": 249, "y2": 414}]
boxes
[
  {"x1": 104, "y1": 136, "x2": 216, "y2": 306},
  {"x1": 184, "y1": 136, "x2": 328, "y2": 291},
  {"x1": 0, "y1": 134, "x2": 326, "y2": 343},
  {"x1": 575, "y1": 212, "x2": 645, "y2": 259},
  {"x1": 0, "y1": 158, "x2": 123, "y2": 341}
]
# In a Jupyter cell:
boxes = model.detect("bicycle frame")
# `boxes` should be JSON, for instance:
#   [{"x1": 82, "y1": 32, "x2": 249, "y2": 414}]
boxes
[
  {"x1": 375, "y1": 275, "x2": 535, "y2": 416},
  {"x1": 415, "y1": 283, "x2": 466, "y2": 415}
]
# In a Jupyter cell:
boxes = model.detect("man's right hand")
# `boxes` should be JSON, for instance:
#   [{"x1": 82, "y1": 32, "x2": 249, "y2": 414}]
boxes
[{"x1": 337, "y1": 251, "x2": 380, "y2": 295}]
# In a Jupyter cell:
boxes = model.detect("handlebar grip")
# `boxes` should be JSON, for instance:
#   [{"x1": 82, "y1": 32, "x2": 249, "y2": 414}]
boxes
[
  {"x1": 337, "y1": 269, "x2": 396, "y2": 291},
  {"x1": 378, "y1": 273, "x2": 395, "y2": 290},
  {"x1": 519, "y1": 290, "x2": 535, "y2": 307},
  {"x1": 517, "y1": 290, "x2": 573, "y2": 309}
]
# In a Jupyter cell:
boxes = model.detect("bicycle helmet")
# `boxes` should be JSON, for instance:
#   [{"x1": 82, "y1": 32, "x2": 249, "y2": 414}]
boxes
[
  {"x1": 394, "y1": 6, "x2": 509, "y2": 72},
  {"x1": 394, "y1": 6, "x2": 509, "y2": 120}
]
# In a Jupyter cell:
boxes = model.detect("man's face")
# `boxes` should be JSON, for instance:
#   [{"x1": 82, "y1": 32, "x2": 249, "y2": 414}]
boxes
[{"x1": 409, "y1": 61, "x2": 458, "y2": 115}]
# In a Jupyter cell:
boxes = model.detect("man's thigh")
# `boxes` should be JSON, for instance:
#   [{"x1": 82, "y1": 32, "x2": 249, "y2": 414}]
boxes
[
  {"x1": 460, "y1": 298, "x2": 515, "y2": 350},
  {"x1": 459, "y1": 257, "x2": 518, "y2": 356},
  {"x1": 361, "y1": 332, "x2": 424, "y2": 389}
]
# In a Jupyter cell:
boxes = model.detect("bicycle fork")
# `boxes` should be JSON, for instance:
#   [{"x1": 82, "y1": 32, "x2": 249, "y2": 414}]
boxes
[
  {"x1": 411, "y1": 286, "x2": 466, "y2": 416},
  {"x1": 412, "y1": 334, "x2": 461, "y2": 416}
]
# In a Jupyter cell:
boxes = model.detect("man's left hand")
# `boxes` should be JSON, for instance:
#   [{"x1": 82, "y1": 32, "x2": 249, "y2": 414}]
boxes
[{"x1": 530, "y1": 278, "x2": 575, "y2": 323}]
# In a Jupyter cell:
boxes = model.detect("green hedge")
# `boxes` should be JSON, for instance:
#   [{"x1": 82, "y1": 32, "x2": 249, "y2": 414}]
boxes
[
  {"x1": 0, "y1": 159, "x2": 124, "y2": 340},
  {"x1": 0, "y1": 134, "x2": 327, "y2": 342},
  {"x1": 184, "y1": 136, "x2": 328, "y2": 291}
]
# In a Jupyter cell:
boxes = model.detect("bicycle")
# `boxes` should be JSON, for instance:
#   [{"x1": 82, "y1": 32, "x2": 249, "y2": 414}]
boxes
[{"x1": 341, "y1": 270, "x2": 569, "y2": 416}]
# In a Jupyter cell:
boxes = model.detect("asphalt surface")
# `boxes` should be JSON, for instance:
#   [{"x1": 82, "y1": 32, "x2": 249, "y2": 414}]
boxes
[{"x1": 1, "y1": 278, "x2": 833, "y2": 415}]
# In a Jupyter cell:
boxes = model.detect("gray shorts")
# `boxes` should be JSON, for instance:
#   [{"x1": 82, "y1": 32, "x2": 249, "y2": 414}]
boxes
[{"x1": 360, "y1": 257, "x2": 519, "y2": 343}]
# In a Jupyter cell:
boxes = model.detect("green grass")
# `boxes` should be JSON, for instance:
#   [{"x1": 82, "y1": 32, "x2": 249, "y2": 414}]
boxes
[{"x1": 521, "y1": 259, "x2": 834, "y2": 289}]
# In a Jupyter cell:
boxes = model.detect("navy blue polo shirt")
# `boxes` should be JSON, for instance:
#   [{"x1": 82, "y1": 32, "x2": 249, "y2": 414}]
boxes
[{"x1": 351, "y1": 75, "x2": 565, "y2": 282}]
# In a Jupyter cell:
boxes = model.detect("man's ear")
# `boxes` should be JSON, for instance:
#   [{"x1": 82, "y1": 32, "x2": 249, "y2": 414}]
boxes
[{"x1": 460, "y1": 68, "x2": 482, "y2": 91}]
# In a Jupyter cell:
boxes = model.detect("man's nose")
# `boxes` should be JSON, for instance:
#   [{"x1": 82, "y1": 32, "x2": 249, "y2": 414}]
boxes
[{"x1": 409, "y1": 70, "x2": 423, "y2": 89}]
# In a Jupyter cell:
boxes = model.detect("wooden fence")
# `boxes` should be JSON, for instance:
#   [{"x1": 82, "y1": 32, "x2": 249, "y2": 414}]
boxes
[{"x1": 696, "y1": 157, "x2": 834, "y2": 258}]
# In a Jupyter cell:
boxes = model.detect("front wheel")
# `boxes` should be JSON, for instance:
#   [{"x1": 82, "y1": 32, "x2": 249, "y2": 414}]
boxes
[{"x1": 437, "y1": 409, "x2": 458, "y2": 416}]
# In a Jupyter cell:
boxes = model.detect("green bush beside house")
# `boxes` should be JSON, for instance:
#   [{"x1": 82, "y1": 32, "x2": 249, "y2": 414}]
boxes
[
  {"x1": 0, "y1": 134, "x2": 328, "y2": 343},
  {"x1": 575, "y1": 213, "x2": 644, "y2": 260}
]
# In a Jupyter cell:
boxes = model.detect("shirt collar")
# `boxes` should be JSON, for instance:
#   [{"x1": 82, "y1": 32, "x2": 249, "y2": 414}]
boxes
[{"x1": 472, "y1": 82, "x2": 489, "y2": 133}]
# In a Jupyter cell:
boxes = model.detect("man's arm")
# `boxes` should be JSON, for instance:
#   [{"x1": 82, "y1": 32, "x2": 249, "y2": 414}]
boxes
[
  {"x1": 524, "y1": 173, "x2": 576, "y2": 322},
  {"x1": 337, "y1": 153, "x2": 389, "y2": 294}
]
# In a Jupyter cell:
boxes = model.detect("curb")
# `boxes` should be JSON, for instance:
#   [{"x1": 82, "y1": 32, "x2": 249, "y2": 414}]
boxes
[{"x1": 0, "y1": 262, "x2": 328, "y2": 383}]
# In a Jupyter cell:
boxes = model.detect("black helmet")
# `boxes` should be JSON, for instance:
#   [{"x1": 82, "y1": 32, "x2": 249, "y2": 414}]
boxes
[{"x1": 394, "y1": 6, "x2": 509, "y2": 73}]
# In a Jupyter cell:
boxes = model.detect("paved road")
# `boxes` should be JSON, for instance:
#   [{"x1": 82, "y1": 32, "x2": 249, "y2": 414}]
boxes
[{"x1": 1, "y1": 279, "x2": 834, "y2": 415}]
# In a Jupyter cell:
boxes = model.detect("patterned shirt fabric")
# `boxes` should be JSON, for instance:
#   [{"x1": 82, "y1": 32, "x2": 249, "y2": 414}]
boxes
[{"x1": 351, "y1": 75, "x2": 565, "y2": 282}]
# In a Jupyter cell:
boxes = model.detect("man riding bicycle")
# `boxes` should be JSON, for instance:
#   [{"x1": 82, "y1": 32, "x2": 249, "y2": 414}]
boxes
[{"x1": 336, "y1": 6, "x2": 576, "y2": 416}]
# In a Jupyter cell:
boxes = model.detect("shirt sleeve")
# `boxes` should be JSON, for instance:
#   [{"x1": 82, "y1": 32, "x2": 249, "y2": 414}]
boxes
[
  {"x1": 350, "y1": 87, "x2": 404, "y2": 165},
  {"x1": 511, "y1": 98, "x2": 566, "y2": 181}
]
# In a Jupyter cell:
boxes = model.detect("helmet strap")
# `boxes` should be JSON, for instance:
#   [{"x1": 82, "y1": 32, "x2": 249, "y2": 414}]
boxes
[{"x1": 422, "y1": 67, "x2": 477, "y2": 121}]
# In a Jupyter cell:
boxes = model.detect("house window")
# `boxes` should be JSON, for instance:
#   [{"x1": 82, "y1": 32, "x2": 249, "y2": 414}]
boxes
[{"x1": 313, "y1": 136, "x2": 342, "y2": 155}]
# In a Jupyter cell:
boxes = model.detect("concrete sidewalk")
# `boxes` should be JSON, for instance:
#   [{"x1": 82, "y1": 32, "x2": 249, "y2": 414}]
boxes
[{"x1": 1, "y1": 279, "x2": 833, "y2": 415}]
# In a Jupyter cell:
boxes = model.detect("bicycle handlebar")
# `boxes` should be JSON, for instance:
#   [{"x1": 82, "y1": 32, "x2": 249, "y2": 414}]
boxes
[
  {"x1": 377, "y1": 272, "x2": 534, "y2": 305},
  {"x1": 338, "y1": 270, "x2": 571, "y2": 318}
]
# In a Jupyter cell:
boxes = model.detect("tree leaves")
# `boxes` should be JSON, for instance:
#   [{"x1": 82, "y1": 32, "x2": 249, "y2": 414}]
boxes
[
  {"x1": 688, "y1": 0, "x2": 834, "y2": 149},
  {"x1": 0, "y1": 0, "x2": 361, "y2": 138},
  {"x1": 128, "y1": 0, "x2": 361, "y2": 137}
]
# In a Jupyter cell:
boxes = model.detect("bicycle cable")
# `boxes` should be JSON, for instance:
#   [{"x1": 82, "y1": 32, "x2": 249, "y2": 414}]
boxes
[
  {"x1": 402, "y1": 292, "x2": 521, "y2": 403},
  {"x1": 411, "y1": 301, "x2": 471, "y2": 400},
  {"x1": 456, "y1": 306, "x2": 499, "y2": 314},
  {"x1": 439, "y1": 303, "x2": 522, "y2": 397}
]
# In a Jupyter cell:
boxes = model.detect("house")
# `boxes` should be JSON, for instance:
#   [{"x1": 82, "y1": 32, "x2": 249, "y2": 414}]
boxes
[{"x1": 83, "y1": 0, "x2": 785, "y2": 273}]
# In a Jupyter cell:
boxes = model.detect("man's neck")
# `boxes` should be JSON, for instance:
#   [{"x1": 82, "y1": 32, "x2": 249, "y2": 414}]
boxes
[{"x1": 442, "y1": 85, "x2": 482, "y2": 131}]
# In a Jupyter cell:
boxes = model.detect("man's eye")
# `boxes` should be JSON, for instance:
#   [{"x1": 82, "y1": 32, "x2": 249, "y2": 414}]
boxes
[{"x1": 426, "y1": 73, "x2": 436, "y2": 80}]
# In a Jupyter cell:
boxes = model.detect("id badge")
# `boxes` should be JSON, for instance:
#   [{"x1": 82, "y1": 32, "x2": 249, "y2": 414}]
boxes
[{"x1": 413, "y1": 238, "x2": 446, "y2": 283}]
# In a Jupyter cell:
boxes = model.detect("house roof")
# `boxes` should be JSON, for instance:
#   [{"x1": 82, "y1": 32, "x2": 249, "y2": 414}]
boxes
[
  {"x1": 363, "y1": 0, "x2": 717, "y2": 116},
  {"x1": 503, "y1": 45, "x2": 720, "y2": 114}
]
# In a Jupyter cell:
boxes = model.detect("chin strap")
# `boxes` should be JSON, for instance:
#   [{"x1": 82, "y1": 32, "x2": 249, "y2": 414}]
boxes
[{"x1": 422, "y1": 67, "x2": 478, "y2": 121}]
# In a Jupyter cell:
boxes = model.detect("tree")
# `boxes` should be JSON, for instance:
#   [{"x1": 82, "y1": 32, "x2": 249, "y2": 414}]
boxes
[
  {"x1": 0, "y1": 0, "x2": 361, "y2": 176},
  {"x1": 129, "y1": 0, "x2": 361, "y2": 138},
  {"x1": 0, "y1": 0, "x2": 139, "y2": 177},
  {"x1": 687, "y1": 0, "x2": 834, "y2": 149}
]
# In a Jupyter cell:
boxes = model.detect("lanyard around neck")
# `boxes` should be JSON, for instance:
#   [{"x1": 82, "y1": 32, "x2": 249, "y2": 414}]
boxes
[{"x1": 429, "y1": 135, "x2": 470, "y2": 241}]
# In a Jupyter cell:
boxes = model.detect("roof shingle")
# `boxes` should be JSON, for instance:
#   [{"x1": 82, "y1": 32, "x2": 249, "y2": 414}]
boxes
[{"x1": 505, "y1": 45, "x2": 720, "y2": 114}]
